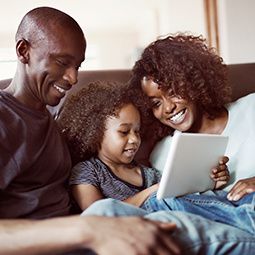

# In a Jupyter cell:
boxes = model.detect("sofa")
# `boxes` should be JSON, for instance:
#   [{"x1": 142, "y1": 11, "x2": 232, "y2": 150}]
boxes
[{"x1": 1, "y1": 63, "x2": 255, "y2": 166}]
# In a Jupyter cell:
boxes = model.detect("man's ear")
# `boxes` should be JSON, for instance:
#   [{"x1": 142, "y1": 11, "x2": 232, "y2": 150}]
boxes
[{"x1": 16, "y1": 39, "x2": 30, "y2": 63}]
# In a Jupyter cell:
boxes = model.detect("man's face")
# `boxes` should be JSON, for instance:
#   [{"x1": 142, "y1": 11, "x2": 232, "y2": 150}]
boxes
[{"x1": 25, "y1": 27, "x2": 86, "y2": 110}]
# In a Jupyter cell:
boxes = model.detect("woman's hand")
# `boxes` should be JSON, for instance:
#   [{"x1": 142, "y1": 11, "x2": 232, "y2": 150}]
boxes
[
  {"x1": 211, "y1": 156, "x2": 230, "y2": 189},
  {"x1": 227, "y1": 177, "x2": 255, "y2": 201}
]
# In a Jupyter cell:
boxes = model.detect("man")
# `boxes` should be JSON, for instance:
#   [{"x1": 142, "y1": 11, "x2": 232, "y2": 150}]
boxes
[
  {"x1": 0, "y1": 6, "x2": 179, "y2": 254},
  {"x1": 0, "y1": 6, "x2": 254, "y2": 255}
]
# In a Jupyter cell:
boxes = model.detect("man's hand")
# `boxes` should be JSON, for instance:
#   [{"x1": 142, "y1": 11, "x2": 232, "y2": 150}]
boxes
[{"x1": 84, "y1": 215, "x2": 181, "y2": 255}]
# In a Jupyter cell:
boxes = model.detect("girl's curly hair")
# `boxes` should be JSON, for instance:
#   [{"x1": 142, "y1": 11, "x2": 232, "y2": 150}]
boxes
[
  {"x1": 129, "y1": 33, "x2": 232, "y2": 141},
  {"x1": 59, "y1": 82, "x2": 150, "y2": 161}
]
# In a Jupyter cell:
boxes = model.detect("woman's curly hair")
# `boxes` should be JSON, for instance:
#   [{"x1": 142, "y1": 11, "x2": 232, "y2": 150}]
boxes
[
  {"x1": 129, "y1": 33, "x2": 232, "y2": 141},
  {"x1": 59, "y1": 82, "x2": 150, "y2": 161}
]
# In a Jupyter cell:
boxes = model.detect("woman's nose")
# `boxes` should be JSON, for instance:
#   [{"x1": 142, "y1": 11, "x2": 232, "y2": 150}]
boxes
[{"x1": 164, "y1": 100, "x2": 175, "y2": 113}]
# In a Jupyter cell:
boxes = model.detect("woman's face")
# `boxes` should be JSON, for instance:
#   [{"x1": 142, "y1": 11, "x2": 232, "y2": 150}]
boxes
[{"x1": 141, "y1": 77, "x2": 200, "y2": 132}]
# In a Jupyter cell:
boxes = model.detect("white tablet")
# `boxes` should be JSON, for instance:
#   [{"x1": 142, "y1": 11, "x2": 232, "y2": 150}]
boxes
[{"x1": 157, "y1": 133, "x2": 229, "y2": 199}]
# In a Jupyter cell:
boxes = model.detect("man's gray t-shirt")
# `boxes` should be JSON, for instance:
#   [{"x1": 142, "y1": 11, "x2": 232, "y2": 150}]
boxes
[{"x1": 0, "y1": 91, "x2": 72, "y2": 219}]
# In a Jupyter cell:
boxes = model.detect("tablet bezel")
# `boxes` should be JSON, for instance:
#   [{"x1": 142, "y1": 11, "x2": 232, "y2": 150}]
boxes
[{"x1": 156, "y1": 133, "x2": 229, "y2": 199}]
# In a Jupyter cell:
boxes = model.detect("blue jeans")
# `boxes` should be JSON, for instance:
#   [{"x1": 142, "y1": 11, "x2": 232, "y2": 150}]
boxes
[
  {"x1": 141, "y1": 190, "x2": 255, "y2": 235},
  {"x1": 82, "y1": 198, "x2": 255, "y2": 255}
]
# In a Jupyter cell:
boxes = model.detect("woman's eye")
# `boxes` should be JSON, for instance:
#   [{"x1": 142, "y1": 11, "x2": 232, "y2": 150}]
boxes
[
  {"x1": 150, "y1": 101, "x2": 161, "y2": 108},
  {"x1": 167, "y1": 91, "x2": 175, "y2": 98}
]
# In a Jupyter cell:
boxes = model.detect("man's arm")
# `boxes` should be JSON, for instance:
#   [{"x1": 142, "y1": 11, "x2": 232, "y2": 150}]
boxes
[{"x1": 0, "y1": 215, "x2": 180, "y2": 255}]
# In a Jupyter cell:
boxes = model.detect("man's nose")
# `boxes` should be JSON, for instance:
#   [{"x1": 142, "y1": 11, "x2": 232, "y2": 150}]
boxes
[{"x1": 63, "y1": 67, "x2": 78, "y2": 85}]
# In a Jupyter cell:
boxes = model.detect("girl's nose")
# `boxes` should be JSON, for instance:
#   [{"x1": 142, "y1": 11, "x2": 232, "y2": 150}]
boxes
[{"x1": 128, "y1": 131, "x2": 140, "y2": 144}]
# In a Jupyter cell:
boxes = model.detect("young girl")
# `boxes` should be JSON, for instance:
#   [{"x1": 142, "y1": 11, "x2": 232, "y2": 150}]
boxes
[
  {"x1": 59, "y1": 81, "x2": 228, "y2": 211},
  {"x1": 60, "y1": 82, "x2": 162, "y2": 210}
]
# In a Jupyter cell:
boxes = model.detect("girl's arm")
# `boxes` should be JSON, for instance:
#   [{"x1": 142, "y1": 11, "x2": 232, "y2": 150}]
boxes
[
  {"x1": 122, "y1": 183, "x2": 159, "y2": 207},
  {"x1": 72, "y1": 184, "x2": 104, "y2": 211},
  {"x1": 72, "y1": 182, "x2": 159, "y2": 210}
]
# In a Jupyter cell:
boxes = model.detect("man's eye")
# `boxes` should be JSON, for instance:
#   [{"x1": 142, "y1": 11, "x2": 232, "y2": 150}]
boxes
[
  {"x1": 57, "y1": 60, "x2": 67, "y2": 66},
  {"x1": 120, "y1": 131, "x2": 128, "y2": 135}
]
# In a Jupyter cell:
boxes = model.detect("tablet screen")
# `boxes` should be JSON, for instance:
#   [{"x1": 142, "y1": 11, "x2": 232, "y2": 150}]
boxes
[{"x1": 157, "y1": 133, "x2": 229, "y2": 199}]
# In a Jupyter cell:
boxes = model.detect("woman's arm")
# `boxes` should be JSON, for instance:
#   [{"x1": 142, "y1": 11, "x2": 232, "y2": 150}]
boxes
[
  {"x1": 227, "y1": 177, "x2": 255, "y2": 201},
  {"x1": 72, "y1": 184, "x2": 104, "y2": 211},
  {"x1": 122, "y1": 183, "x2": 159, "y2": 207}
]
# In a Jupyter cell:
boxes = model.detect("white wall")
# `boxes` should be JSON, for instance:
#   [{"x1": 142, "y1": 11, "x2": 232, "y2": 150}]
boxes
[
  {"x1": 0, "y1": 0, "x2": 254, "y2": 80},
  {"x1": 158, "y1": 0, "x2": 206, "y2": 36},
  {"x1": 218, "y1": 0, "x2": 255, "y2": 64},
  {"x1": 83, "y1": 0, "x2": 206, "y2": 70}
]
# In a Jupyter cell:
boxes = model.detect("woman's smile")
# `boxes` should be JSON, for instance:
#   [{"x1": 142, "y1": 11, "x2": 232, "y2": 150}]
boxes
[{"x1": 168, "y1": 109, "x2": 186, "y2": 123}]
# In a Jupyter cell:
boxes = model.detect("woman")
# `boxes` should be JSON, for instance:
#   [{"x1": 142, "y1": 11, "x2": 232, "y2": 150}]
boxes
[{"x1": 129, "y1": 33, "x2": 255, "y2": 202}]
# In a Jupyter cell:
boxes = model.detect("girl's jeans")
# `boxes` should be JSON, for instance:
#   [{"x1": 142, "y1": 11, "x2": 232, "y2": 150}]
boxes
[{"x1": 141, "y1": 190, "x2": 255, "y2": 235}]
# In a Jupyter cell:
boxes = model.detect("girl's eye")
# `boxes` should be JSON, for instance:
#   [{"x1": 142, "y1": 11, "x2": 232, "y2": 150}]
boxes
[{"x1": 135, "y1": 130, "x2": 140, "y2": 134}]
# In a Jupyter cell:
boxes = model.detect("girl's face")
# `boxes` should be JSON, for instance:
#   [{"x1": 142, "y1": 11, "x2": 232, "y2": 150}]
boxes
[
  {"x1": 141, "y1": 77, "x2": 200, "y2": 132},
  {"x1": 98, "y1": 103, "x2": 141, "y2": 166}
]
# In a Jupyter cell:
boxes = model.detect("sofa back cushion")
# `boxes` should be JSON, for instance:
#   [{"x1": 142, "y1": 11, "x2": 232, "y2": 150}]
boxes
[{"x1": 1, "y1": 63, "x2": 255, "y2": 116}]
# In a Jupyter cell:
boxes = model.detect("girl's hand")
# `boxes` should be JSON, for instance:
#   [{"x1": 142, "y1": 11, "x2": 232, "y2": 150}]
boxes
[
  {"x1": 227, "y1": 177, "x2": 255, "y2": 201},
  {"x1": 211, "y1": 156, "x2": 230, "y2": 189}
]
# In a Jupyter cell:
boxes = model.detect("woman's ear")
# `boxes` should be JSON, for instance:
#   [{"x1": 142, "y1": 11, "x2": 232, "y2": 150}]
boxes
[{"x1": 16, "y1": 39, "x2": 30, "y2": 64}]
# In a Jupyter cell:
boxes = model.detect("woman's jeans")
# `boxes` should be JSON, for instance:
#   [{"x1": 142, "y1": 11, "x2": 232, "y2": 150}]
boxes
[
  {"x1": 141, "y1": 190, "x2": 255, "y2": 235},
  {"x1": 83, "y1": 198, "x2": 255, "y2": 255}
]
